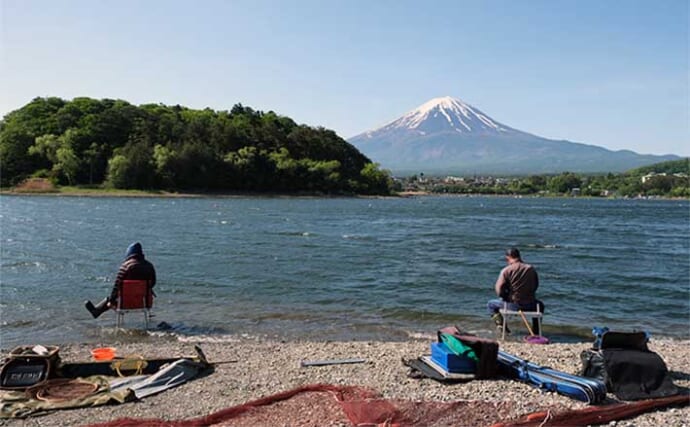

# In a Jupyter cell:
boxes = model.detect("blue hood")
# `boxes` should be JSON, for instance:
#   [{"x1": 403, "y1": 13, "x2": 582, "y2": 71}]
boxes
[{"x1": 125, "y1": 242, "x2": 143, "y2": 259}]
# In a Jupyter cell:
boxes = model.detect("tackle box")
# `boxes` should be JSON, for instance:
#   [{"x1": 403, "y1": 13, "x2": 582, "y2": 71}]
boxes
[{"x1": 430, "y1": 341, "x2": 476, "y2": 373}]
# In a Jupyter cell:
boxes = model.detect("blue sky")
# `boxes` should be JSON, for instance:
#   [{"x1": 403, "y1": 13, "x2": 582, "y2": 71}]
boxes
[{"x1": 1, "y1": 0, "x2": 687, "y2": 155}]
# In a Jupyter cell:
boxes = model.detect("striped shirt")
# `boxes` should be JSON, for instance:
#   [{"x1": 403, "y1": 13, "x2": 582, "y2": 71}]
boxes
[{"x1": 110, "y1": 254, "x2": 156, "y2": 301}]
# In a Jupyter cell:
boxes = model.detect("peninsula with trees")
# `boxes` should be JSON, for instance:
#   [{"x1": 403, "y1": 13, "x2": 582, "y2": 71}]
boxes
[{"x1": 0, "y1": 97, "x2": 393, "y2": 195}]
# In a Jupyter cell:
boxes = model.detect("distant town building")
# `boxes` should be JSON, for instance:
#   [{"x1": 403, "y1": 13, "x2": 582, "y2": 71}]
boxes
[{"x1": 641, "y1": 172, "x2": 666, "y2": 183}]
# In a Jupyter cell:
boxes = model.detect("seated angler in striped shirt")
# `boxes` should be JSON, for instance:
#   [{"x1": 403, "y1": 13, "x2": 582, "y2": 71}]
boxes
[{"x1": 85, "y1": 242, "x2": 157, "y2": 319}]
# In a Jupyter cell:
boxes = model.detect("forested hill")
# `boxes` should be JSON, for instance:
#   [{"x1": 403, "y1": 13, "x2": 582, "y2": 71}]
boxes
[
  {"x1": 627, "y1": 158, "x2": 689, "y2": 176},
  {"x1": 0, "y1": 97, "x2": 392, "y2": 194}
]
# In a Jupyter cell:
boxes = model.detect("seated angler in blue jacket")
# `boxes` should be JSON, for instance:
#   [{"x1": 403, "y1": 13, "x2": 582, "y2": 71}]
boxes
[
  {"x1": 487, "y1": 247, "x2": 544, "y2": 334},
  {"x1": 85, "y1": 242, "x2": 157, "y2": 318}
]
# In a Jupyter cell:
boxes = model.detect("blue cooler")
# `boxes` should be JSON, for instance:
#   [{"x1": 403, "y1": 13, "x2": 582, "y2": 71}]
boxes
[{"x1": 431, "y1": 341, "x2": 477, "y2": 373}]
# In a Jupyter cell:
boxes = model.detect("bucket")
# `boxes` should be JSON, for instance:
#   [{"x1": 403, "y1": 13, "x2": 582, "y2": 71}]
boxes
[
  {"x1": 91, "y1": 347, "x2": 116, "y2": 361},
  {"x1": 523, "y1": 335, "x2": 550, "y2": 345},
  {"x1": 517, "y1": 310, "x2": 550, "y2": 345}
]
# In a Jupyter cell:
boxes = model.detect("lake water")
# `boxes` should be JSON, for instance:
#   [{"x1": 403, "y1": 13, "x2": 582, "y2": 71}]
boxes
[{"x1": 1, "y1": 195, "x2": 688, "y2": 348}]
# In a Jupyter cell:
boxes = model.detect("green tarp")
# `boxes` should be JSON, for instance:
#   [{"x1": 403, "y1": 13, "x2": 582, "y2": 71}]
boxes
[{"x1": 1, "y1": 359, "x2": 207, "y2": 418}]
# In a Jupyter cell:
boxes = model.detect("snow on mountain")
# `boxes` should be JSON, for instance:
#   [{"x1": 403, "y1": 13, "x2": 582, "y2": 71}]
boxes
[
  {"x1": 349, "y1": 96, "x2": 679, "y2": 175},
  {"x1": 360, "y1": 96, "x2": 515, "y2": 138}
]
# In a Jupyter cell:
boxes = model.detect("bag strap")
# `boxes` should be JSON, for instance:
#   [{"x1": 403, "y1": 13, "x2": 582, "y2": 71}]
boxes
[{"x1": 111, "y1": 355, "x2": 148, "y2": 377}]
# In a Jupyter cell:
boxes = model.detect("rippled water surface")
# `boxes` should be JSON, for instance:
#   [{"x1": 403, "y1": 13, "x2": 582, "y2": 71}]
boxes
[{"x1": 1, "y1": 195, "x2": 688, "y2": 347}]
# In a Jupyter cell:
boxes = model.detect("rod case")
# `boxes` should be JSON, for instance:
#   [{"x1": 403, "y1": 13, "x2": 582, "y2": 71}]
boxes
[{"x1": 497, "y1": 350, "x2": 607, "y2": 404}]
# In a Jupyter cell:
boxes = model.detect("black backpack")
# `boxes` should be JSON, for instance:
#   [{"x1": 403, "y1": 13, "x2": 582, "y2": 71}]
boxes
[{"x1": 580, "y1": 328, "x2": 678, "y2": 401}]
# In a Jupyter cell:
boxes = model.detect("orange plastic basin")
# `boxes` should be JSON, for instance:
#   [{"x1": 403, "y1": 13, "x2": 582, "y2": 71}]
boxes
[{"x1": 91, "y1": 347, "x2": 116, "y2": 361}]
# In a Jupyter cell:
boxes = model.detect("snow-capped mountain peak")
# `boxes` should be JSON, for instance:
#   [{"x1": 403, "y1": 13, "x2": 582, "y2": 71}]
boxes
[
  {"x1": 348, "y1": 96, "x2": 679, "y2": 175},
  {"x1": 365, "y1": 96, "x2": 512, "y2": 137}
]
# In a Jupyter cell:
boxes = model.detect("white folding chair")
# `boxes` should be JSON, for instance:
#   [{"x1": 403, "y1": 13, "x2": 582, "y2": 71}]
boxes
[{"x1": 498, "y1": 302, "x2": 543, "y2": 340}]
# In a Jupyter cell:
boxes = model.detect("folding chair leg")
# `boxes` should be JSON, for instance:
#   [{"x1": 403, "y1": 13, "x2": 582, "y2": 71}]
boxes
[{"x1": 502, "y1": 316, "x2": 507, "y2": 340}]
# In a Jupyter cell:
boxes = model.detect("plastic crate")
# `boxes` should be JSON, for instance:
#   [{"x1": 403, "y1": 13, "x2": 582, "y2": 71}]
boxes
[{"x1": 430, "y1": 341, "x2": 476, "y2": 373}]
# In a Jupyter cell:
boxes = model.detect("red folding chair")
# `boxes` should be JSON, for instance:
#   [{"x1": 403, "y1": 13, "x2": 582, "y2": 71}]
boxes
[{"x1": 115, "y1": 279, "x2": 153, "y2": 329}]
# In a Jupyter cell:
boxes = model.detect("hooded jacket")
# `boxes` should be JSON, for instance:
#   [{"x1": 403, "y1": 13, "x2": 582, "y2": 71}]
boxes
[{"x1": 110, "y1": 245, "x2": 156, "y2": 302}]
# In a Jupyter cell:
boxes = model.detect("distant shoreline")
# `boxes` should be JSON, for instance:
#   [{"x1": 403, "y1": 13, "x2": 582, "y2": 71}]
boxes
[
  {"x1": 0, "y1": 188, "x2": 392, "y2": 199},
  {"x1": 1, "y1": 188, "x2": 686, "y2": 201}
]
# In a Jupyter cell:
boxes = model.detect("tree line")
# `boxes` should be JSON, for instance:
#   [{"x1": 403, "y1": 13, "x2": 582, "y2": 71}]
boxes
[
  {"x1": 407, "y1": 158, "x2": 690, "y2": 198},
  {"x1": 0, "y1": 97, "x2": 392, "y2": 194}
]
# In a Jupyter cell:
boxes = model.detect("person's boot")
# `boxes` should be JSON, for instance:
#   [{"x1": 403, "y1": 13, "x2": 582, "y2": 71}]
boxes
[
  {"x1": 491, "y1": 313, "x2": 510, "y2": 334},
  {"x1": 532, "y1": 318, "x2": 541, "y2": 336},
  {"x1": 85, "y1": 298, "x2": 110, "y2": 319}
]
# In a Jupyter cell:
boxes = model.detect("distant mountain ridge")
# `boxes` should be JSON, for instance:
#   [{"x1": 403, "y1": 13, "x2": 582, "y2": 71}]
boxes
[{"x1": 349, "y1": 96, "x2": 679, "y2": 175}]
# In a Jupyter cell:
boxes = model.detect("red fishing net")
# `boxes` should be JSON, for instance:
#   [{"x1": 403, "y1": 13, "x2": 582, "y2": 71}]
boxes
[
  {"x1": 84, "y1": 384, "x2": 688, "y2": 427},
  {"x1": 489, "y1": 394, "x2": 690, "y2": 427},
  {"x1": 84, "y1": 383, "x2": 517, "y2": 427}
]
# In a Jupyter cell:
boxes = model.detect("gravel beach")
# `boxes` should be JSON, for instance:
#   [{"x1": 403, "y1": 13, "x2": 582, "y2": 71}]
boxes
[{"x1": 1, "y1": 336, "x2": 688, "y2": 426}]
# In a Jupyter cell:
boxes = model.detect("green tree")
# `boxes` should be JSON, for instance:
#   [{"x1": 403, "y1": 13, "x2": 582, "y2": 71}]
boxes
[
  {"x1": 528, "y1": 175, "x2": 547, "y2": 189},
  {"x1": 0, "y1": 97, "x2": 67, "y2": 185},
  {"x1": 105, "y1": 142, "x2": 155, "y2": 189},
  {"x1": 55, "y1": 146, "x2": 80, "y2": 185},
  {"x1": 359, "y1": 163, "x2": 392, "y2": 195},
  {"x1": 83, "y1": 142, "x2": 106, "y2": 185},
  {"x1": 643, "y1": 175, "x2": 677, "y2": 195},
  {"x1": 548, "y1": 172, "x2": 582, "y2": 194},
  {"x1": 105, "y1": 153, "x2": 130, "y2": 188},
  {"x1": 28, "y1": 130, "x2": 81, "y2": 185},
  {"x1": 28, "y1": 134, "x2": 61, "y2": 162},
  {"x1": 152, "y1": 143, "x2": 178, "y2": 188}
]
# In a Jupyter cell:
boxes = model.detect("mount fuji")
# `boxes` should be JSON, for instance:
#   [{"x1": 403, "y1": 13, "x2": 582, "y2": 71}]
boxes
[{"x1": 349, "y1": 96, "x2": 678, "y2": 175}]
